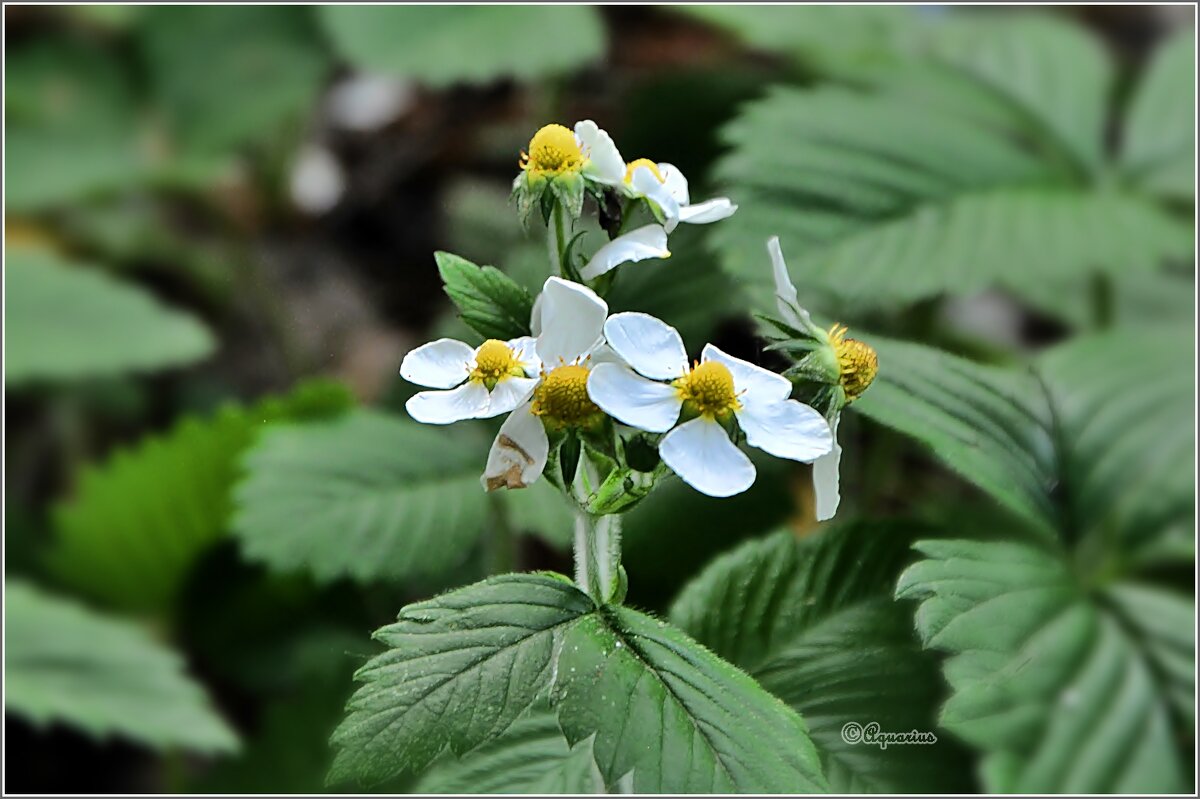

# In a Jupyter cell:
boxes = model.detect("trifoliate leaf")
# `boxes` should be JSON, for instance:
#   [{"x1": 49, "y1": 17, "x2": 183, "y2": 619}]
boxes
[
  {"x1": 414, "y1": 704, "x2": 604, "y2": 794},
  {"x1": 670, "y1": 523, "x2": 971, "y2": 792},
  {"x1": 327, "y1": 574, "x2": 594, "y2": 786},
  {"x1": 435, "y1": 251, "x2": 535, "y2": 342},
  {"x1": 233, "y1": 409, "x2": 491, "y2": 583},
  {"x1": 318, "y1": 6, "x2": 604, "y2": 86},
  {"x1": 5, "y1": 247, "x2": 214, "y2": 386},
  {"x1": 897, "y1": 539, "x2": 1191, "y2": 793},
  {"x1": 48, "y1": 380, "x2": 353, "y2": 612},
  {"x1": 4, "y1": 580, "x2": 238, "y2": 754},
  {"x1": 552, "y1": 605, "x2": 829, "y2": 793}
]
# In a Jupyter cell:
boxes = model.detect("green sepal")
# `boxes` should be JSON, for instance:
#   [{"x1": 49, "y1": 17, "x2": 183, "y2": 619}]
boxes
[
  {"x1": 549, "y1": 171, "x2": 585, "y2": 221},
  {"x1": 435, "y1": 251, "x2": 534, "y2": 341}
]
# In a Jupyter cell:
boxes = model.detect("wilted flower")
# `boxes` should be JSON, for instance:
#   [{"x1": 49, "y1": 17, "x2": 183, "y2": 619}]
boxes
[{"x1": 588, "y1": 312, "x2": 832, "y2": 497}]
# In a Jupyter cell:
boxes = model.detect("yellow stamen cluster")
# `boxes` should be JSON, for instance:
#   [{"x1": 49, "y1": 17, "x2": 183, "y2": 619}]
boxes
[
  {"x1": 470, "y1": 339, "x2": 525, "y2": 389},
  {"x1": 674, "y1": 360, "x2": 741, "y2": 419},
  {"x1": 624, "y1": 158, "x2": 664, "y2": 184},
  {"x1": 531, "y1": 364, "x2": 601, "y2": 427},
  {"x1": 520, "y1": 124, "x2": 584, "y2": 176},
  {"x1": 829, "y1": 324, "x2": 878, "y2": 403}
]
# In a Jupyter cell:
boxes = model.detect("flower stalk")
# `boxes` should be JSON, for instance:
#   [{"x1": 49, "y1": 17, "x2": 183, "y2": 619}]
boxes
[{"x1": 573, "y1": 510, "x2": 624, "y2": 604}]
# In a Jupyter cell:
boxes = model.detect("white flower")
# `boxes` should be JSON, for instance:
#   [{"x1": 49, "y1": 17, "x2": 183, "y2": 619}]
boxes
[
  {"x1": 573, "y1": 120, "x2": 627, "y2": 186},
  {"x1": 401, "y1": 336, "x2": 540, "y2": 425},
  {"x1": 579, "y1": 223, "x2": 671, "y2": 281},
  {"x1": 588, "y1": 312, "x2": 832, "y2": 498},
  {"x1": 625, "y1": 160, "x2": 737, "y2": 233},
  {"x1": 483, "y1": 277, "x2": 610, "y2": 491}
]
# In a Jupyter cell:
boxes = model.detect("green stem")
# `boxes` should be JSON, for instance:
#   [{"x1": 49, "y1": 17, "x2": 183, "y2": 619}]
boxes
[
  {"x1": 548, "y1": 202, "x2": 568, "y2": 277},
  {"x1": 573, "y1": 510, "x2": 623, "y2": 604}
]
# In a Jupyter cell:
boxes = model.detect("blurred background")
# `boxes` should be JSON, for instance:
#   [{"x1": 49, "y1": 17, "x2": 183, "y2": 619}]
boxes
[{"x1": 3, "y1": 4, "x2": 1194, "y2": 794}]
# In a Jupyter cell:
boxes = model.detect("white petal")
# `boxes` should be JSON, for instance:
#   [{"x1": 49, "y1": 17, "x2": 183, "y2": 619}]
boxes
[
  {"x1": 579, "y1": 224, "x2": 670, "y2": 281},
  {"x1": 737, "y1": 398, "x2": 832, "y2": 462},
  {"x1": 575, "y1": 120, "x2": 625, "y2": 185},
  {"x1": 814, "y1": 415, "x2": 842, "y2": 521},
  {"x1": 506, "y1": 336, "x2": 542, "y2": 376},
  {"x1": 399, "y1": 338, "x2": 474, "y2": 388},
  {"x1": 768, "y1": 236, "x2": 813, "y2": 331},
  {"x1": 588, "y1": 363, "x2": 682, "y2": 433},
  {"x1": 529, "y1": 292, "x2": 544, "y2": 338},
  {"x1": 701, "y1": 343, "x2": 792, "y2": 405},
  {"x1": 603, "y1": 312, "x2": 688, "y2": 380},
  {"x1": 677, "y1": 197, "x2": 737, "y2": 225},
  {"x1": 487, "y1": 375, "x2": 540, "y2": 417},
  {"x1": 482, "y1": 402, "x2": 549, "y2": 491},
  {"x1": 535, "y1": 276, "x2": 608, "y2": 365},
  {"x1": 405, "y1": 381, "x2": 490, "y2": 425},
  {"x1": 660, "y1": 417, "x2": 756, "y2": 498},
  {"x1": 657, "y1": 162, "x2": 690, "y2": 205},
  {"x1": 631, "y1": 166, "x2": 681, "y2": 232}
]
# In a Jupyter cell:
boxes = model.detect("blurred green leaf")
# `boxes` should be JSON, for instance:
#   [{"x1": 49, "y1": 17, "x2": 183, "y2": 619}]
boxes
[
  {"x1": 318, "y1": 6, "x2": 604, "y2": 86},
  {"x1": 47, "y1": 381, "x2": 353, "y2": 613},
  {"x1": 328, "y1": 574, "x2": 594, "y2": 787},
  {"x1": 897, "y1": 539, "x2": 1192, "y2": 792},
  {"x1": 1120, "y1": 29, "x2": 1196, "y2": 201},
  {"x1": 3, "y1": 580, "x2": 238, "y2": 754},
  {"x1": 138, "y1": 6, "x2": 329, "y2": 155},
  {"x1": 414, "y1": 704, "x2": 604, "y2": 794},
  {"x1": 552, "y1": 605, "x2": 829, "y2": 792},
  {"x1": 233, "y1": 409, "x2": 490, "y2": 583},
  {"x1": 4, "y1": 247, "x2": 214, "y2": 387},
  {"x1": 4, "y1": 38, "x2": 145, "y2": 210},
  {"x1": 436, "y1": 251, "x2": 535, "y2": 342},
  {"x1": 670, "y1": 522, "x2": 971, "y2": 792},
  {"x1": 713, "y1": 15, "x2": 1193, "y2": 322}
]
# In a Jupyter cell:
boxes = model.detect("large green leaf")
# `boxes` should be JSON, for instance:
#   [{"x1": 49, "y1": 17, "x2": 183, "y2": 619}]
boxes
[
  {"x1": 47, "y1": 381, "x2": 352, "y2": 612},
  {"x1": 713, "y1": 15, "x2": 1193, "y2": 320},
  {"x1": 4, "y1": 38, "x2": 145, "y2": 210},
  {"x1": 327, "y1": 574, "x2": 594, "y2": 786},
  {"x1": 856, "y1": 327, "x2": 1194, "y2": 557},
  {"x1": 318, "y1": 6, "x2": 603, "y2": 86},
  {"x1": 5, "y1": 248, "x2": 214, "y2": 386},
  {"x1": 670, "y1": 523, "x2": 970, "y2": 792},
  {"x1": 552, "y1": 604, "x2": 829, "y2": 793},
  {"x1": 137, "y1": 6, "x2": 330, "y2": 155},
  {"x1": 414, "y1": 704, "x2": 604, "y2": 794},
  {"x1": 4, "y1": 580, "x2": 238, "y2": 754},
  {"x1": 1121, "y1": 29, "x2": 1196, "y2": 201},
  {"x1": 897, "y1": 539, "x2": 1192, "y2": 793},
  {"x1": 233, "y1": 410, "x2": 492, "y2": 583}
]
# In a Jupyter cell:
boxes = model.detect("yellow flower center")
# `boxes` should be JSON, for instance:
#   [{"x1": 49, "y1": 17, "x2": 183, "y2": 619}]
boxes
[
  {"x1": 470, "y1": 339, "x2": 525, "y2": 389},
  {"x1": 624, "y1": 158, "x2": 664, "y2": 184},
  {"x1": 829, "y1": 324, "x2": 878, "y2": 403},
  {"x1": 531, "y1": 363, "x2": 602, "y2": 428},
  {"x1": 674, "y1": 360, "x2": 741, "y2": 419},
  {"x1": 520, "y1": 124, "x2": 583, "y2": 176}
]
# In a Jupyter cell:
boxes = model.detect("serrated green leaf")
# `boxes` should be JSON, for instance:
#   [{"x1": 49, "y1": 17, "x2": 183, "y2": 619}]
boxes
[
  {"x1": 233, "y1": 409, "x2": 493, "y2": 583},
  {"x1": 1121, "y1": 29, "x2": 1196, "y2": 200},
  {"x1": 435, "y1": 251, "x2": 535, "y2": 342},
  {"x1": 712, "y1": 16, "x2": 1193, "y2": 321},
  {"x1": 552, "y1": 605, "x2": 829, "y2": 793},
  {"x1": 48, "y1": 380, "x2": 353, "y2": 612},
  {"x1": 5, "y1": 247, "x2": 214, "y2": 386},
  {"x1": 318, "y1": 6, "x2": 604, "y2": 86},
  {"x1": 4, "y1": 38, "x2": 145, "y2": 210},
  {"x1": 137, "y1": 6, "x2": 329, "y2": 155},
  {"x1": 896, "y1": 539, "x2": 1191, "y2": 793},
  {"x1": 414, "y1": 704, "x2": 604, "y2": 794},
  {"x1": 327, "y1": 574, "x2": 594, "y2": 786},
  {"x1": 4, "y1": 580, "x2": 238, "y2": 754},
  {"x1": 670, "y1": 523, "x2": 971, "y2": 792}
]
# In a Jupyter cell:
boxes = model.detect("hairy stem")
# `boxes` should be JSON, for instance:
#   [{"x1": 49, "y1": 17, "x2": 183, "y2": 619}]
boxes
[
  {"x1": 573, "y1": 511, "x2": 623, "y2": 604},
  {"x1": 548, "y1": 202, "x2": 567, "y2": 277}
]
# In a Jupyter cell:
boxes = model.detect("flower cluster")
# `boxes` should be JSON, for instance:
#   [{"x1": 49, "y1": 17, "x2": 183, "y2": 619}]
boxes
[{"x1": 401, "y1": 120, "x2": 876, "y2": 536}]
